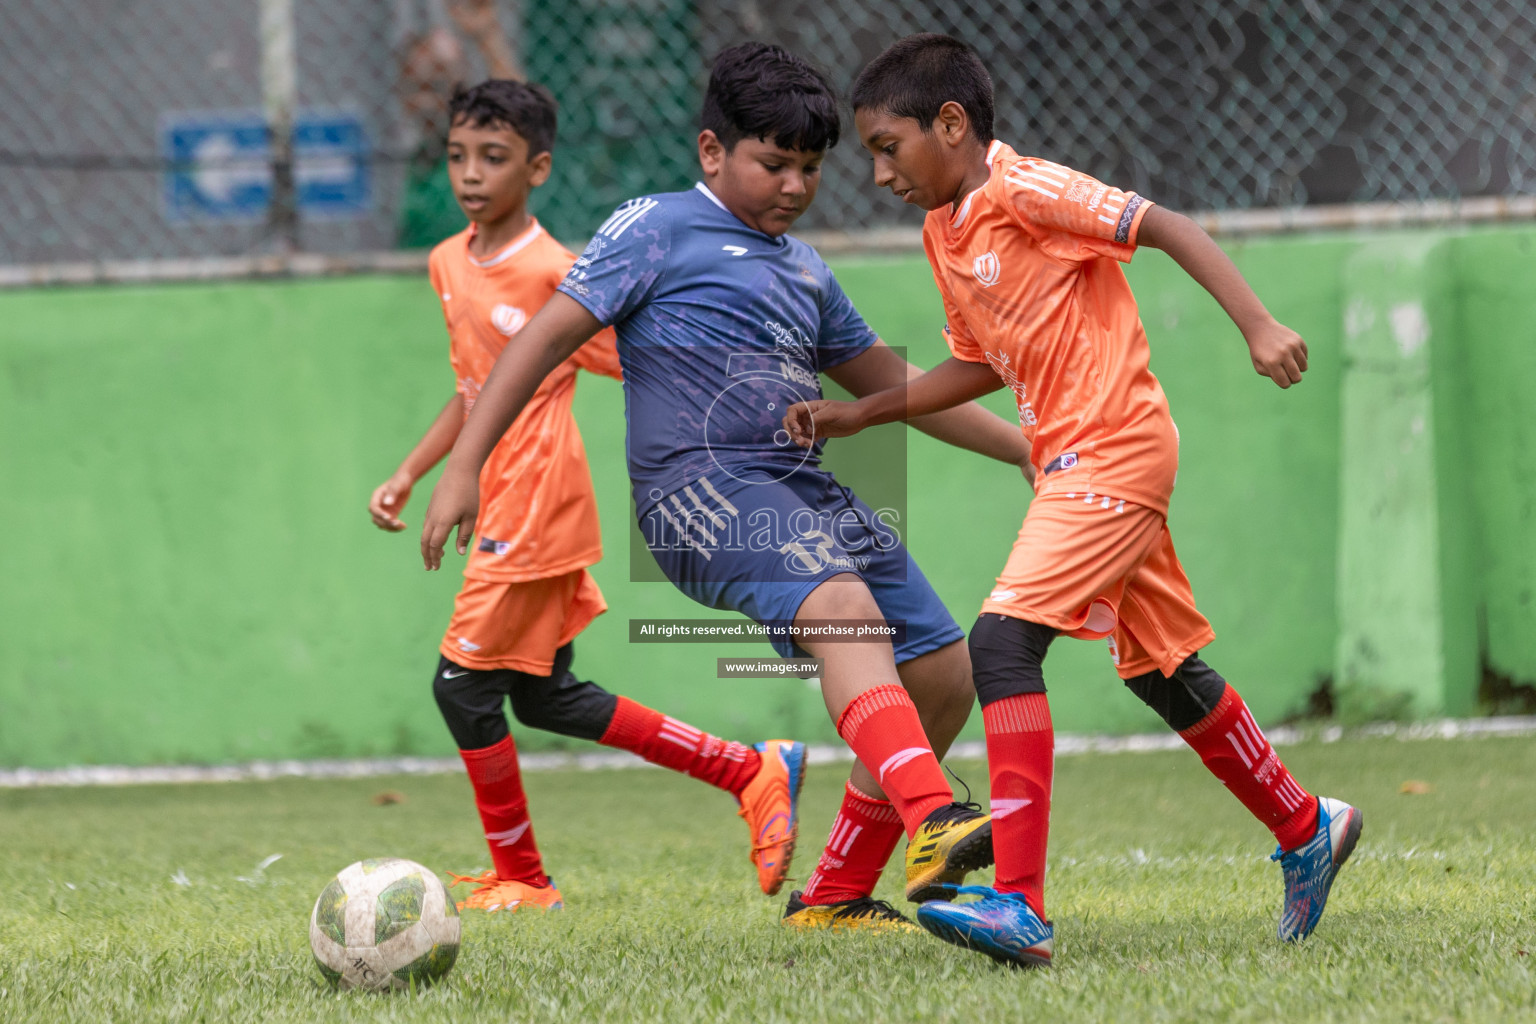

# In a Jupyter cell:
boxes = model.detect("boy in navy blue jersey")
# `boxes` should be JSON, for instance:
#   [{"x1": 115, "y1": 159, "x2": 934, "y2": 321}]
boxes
[{"x1": 421, "y1": 44, "x2": 1034, "y2": 930}]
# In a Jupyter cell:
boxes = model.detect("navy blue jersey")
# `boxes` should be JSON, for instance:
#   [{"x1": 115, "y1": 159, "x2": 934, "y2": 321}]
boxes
[{"x1": 557, "y1": 183, "x2": 878, "y2": 514}]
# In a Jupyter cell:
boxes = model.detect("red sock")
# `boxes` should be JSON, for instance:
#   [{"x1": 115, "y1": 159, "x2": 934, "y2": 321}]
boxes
[
  {"x1": 800, "y1": 781, "x2": 905, "y2": 906},
  {"x1": 459, "y1": 736, "x2": 548, "y2": 886},
  {"x1": 982, "y1": 693, "x2": 1054, "y2": 917},
  {"x1": 1179, "y1": 685, "x2": 1319, "y2": 851},
  {"x1": 835, "y1": 684, "x2": 952, "y2": 836},
  {"x1": 599, "y1": 696, "x2": 762, "y2": 798}
]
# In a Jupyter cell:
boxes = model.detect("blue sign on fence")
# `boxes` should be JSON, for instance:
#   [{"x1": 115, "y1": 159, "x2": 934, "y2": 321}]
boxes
[{"x1": 160, "y1": 110, "x2": 370, "y2": 222}]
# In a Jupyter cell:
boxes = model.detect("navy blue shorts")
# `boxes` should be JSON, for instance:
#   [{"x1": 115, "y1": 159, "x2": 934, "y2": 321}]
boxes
[{"x1": 639, "y1": 467, "x2": 963, "y2": 662}]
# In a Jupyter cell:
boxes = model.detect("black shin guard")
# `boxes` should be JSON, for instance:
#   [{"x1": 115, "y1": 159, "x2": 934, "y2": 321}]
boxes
[
  {"x1": 431, "y1": 655, "x2": 514, "y2": 750},
  {"x1": 968, "y1": 613, "x2": 1057, "y2": 707},
  {"x1": 506, "y1": 643, "x2": 619, "y2": 742},
  {"x1": 1123, "y1": 654, "x2": 1229, "y2": 732}
]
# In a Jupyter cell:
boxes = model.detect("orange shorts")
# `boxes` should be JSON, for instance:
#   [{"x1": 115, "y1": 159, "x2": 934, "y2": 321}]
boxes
[
  {"x1": 980, "y1": 492, "x2": 1215, "y2": 678},
  {"x1": 440, "y1": 569, "x2": 607, "y2": 674}
]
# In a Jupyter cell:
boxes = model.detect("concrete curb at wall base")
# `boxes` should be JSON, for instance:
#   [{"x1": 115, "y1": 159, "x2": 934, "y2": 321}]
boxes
[{"x1": 2, "y1": 714, "x2": 1532, "y2": 789}]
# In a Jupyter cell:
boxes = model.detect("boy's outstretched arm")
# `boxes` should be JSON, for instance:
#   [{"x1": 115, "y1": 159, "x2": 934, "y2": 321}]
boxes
[
  {"x1": 420, "y1": 292, "x2": 603, "y2": 569},
  {"x1": 1136, "y1": 205, "x2": 1308, "y2": 389},
  {"x1": 821, "y1": 341, "x2": 1031, "y2": 479},
  {"x1": 793, "y1": 347, "x2": 1020, "y2": 458},
  {"x1": 369, "y1": 393, "x2": 464, "y2": 531}
]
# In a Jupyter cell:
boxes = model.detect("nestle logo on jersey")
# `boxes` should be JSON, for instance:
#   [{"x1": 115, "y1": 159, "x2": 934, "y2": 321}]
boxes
[
  {"x1": 973, "y1": 250, "x2": 1001, "y2": 287},
  {"x1": 777, "y1": 359, "x2": 817, "y2": 389}
]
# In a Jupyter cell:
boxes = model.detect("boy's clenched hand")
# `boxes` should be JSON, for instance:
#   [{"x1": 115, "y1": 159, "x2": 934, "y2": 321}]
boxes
[
  {"x1": 1244, "y1": 318, "x2": 1308, "y2": 389},
  {"x1": 783, "y1": 399, "x2": 867, "y2": 447}
]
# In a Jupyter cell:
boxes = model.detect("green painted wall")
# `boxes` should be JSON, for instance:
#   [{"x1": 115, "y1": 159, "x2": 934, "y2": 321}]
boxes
[
  {"x1": 1447, "y1": 231, "x2": 1536, "y2": 685},
  {"x1": 1, "y1": 227, "x2": 1528, "y2": 768},
  {"x1": 1335, "y1": 239, "x2": 1466, "y2": 717}
]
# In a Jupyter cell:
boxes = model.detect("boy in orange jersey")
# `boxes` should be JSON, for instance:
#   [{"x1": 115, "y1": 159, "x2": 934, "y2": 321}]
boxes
[
  {"x1": 785, "y1": 35, "x2": 1361, "y2": 966},
  {"x1": 370, "y1": 79, "x2": 805, "y2": 913}
]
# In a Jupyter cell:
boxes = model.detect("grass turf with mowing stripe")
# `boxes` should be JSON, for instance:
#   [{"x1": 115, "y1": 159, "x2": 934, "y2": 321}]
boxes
[{"x1": 1, "y1": 734, "x2": 1534, "y2": 1022}]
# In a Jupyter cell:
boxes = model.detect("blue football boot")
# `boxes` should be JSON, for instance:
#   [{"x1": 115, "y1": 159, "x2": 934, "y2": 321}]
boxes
[
  {"x1": 915, "y1": 885, "x2": 1053, "y2": 968},
  {"x1": 1274, "y1": 796, "x2": 1363, "y2": 941}
]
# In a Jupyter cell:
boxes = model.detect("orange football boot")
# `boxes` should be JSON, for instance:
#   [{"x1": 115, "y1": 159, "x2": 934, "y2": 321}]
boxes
[
  {"x1": 447, "y1": 870, "x2": 563, "y2": 913},
  {"x1": 737, "y1": 740, "x2": 806, "y2": 895}
]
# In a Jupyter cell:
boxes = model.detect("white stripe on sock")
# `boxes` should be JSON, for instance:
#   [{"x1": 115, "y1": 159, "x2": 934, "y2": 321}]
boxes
[
  {"x1": 838, "y1": 824, "x2": 863, "y2": 856},
  {"x1": 1226, "y1": 730, "x2": 1254, "y2": 768}
]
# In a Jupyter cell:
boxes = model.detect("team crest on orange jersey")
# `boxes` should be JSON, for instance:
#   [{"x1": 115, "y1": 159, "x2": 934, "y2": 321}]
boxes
[
  {"x1": 972, "y1": 250, "x2": 1001, "y2": 287},
  {"x1": 491, "y1": 304, "x2": 527, "y2": 336}
]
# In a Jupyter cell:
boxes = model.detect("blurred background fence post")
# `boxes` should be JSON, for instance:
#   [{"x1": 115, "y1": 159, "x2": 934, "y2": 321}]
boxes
[{"x1": 260, "y1": 0, "x2": 299, "y2": 252}]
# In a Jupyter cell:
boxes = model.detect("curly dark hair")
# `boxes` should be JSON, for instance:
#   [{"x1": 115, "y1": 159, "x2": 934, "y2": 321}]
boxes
[{"x1": 700, "y1": 42, "x2": 841, "y2": 153}]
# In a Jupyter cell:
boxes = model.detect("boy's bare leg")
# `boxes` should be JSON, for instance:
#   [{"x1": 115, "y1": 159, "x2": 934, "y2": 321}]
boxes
[
  {"x1": 795, "y1": 573, "x2": 953, "y2": 835},
  {"x1": 847, "y1": 640, "x2": 972, "y2": 800},
  {"x1": 784, "y1": 637, "x2": 978, "y2": 922},
  {"x1": 783, "y1": 575, "x2": 991, "y2": 923}
]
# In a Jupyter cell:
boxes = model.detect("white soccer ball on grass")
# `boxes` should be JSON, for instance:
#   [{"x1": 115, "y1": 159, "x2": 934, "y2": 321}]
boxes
[{"x1": 309, "y1": 857, "x2": 461, "y2": 991}]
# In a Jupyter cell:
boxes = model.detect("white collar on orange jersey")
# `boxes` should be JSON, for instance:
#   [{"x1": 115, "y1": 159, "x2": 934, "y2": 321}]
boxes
[
  {"x1": 950, "y1": 140, "x2": 1008, "y2": 230},
  {"x1": 465, "y1": 218, "x2": 544, "y2": 268}
]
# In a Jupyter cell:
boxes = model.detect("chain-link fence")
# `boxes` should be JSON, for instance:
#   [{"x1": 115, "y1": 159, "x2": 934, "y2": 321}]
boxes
[{"x1": 4, "y1": 0, "x2": 1536, "y2": 265}]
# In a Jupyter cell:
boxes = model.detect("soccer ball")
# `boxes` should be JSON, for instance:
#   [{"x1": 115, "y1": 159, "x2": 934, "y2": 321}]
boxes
[{"x1": 308, "y1": 858, "x2": 461, "y2": 991}]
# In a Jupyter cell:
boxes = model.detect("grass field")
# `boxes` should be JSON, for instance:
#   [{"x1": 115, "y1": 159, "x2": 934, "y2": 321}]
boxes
[{"x1": 3, "y1": 734, "x2": 1535, "y2": 1023}]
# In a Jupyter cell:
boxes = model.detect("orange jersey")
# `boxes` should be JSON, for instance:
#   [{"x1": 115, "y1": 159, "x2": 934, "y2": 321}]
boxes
[
  {"x1": 428, "y1": 220, "x2": 621, "y2": 582},
  {"x1": 923, "y1": 141, "x2": 1179, "y2": 514}
]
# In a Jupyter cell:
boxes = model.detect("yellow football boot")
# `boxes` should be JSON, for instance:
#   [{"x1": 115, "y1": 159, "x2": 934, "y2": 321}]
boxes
[
  {"x1": 904, "y1": 802, "x2": 994, "y2": 902},
  {"x1": 782, "y1": 890, "x2": 920, "y2": 931}
]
